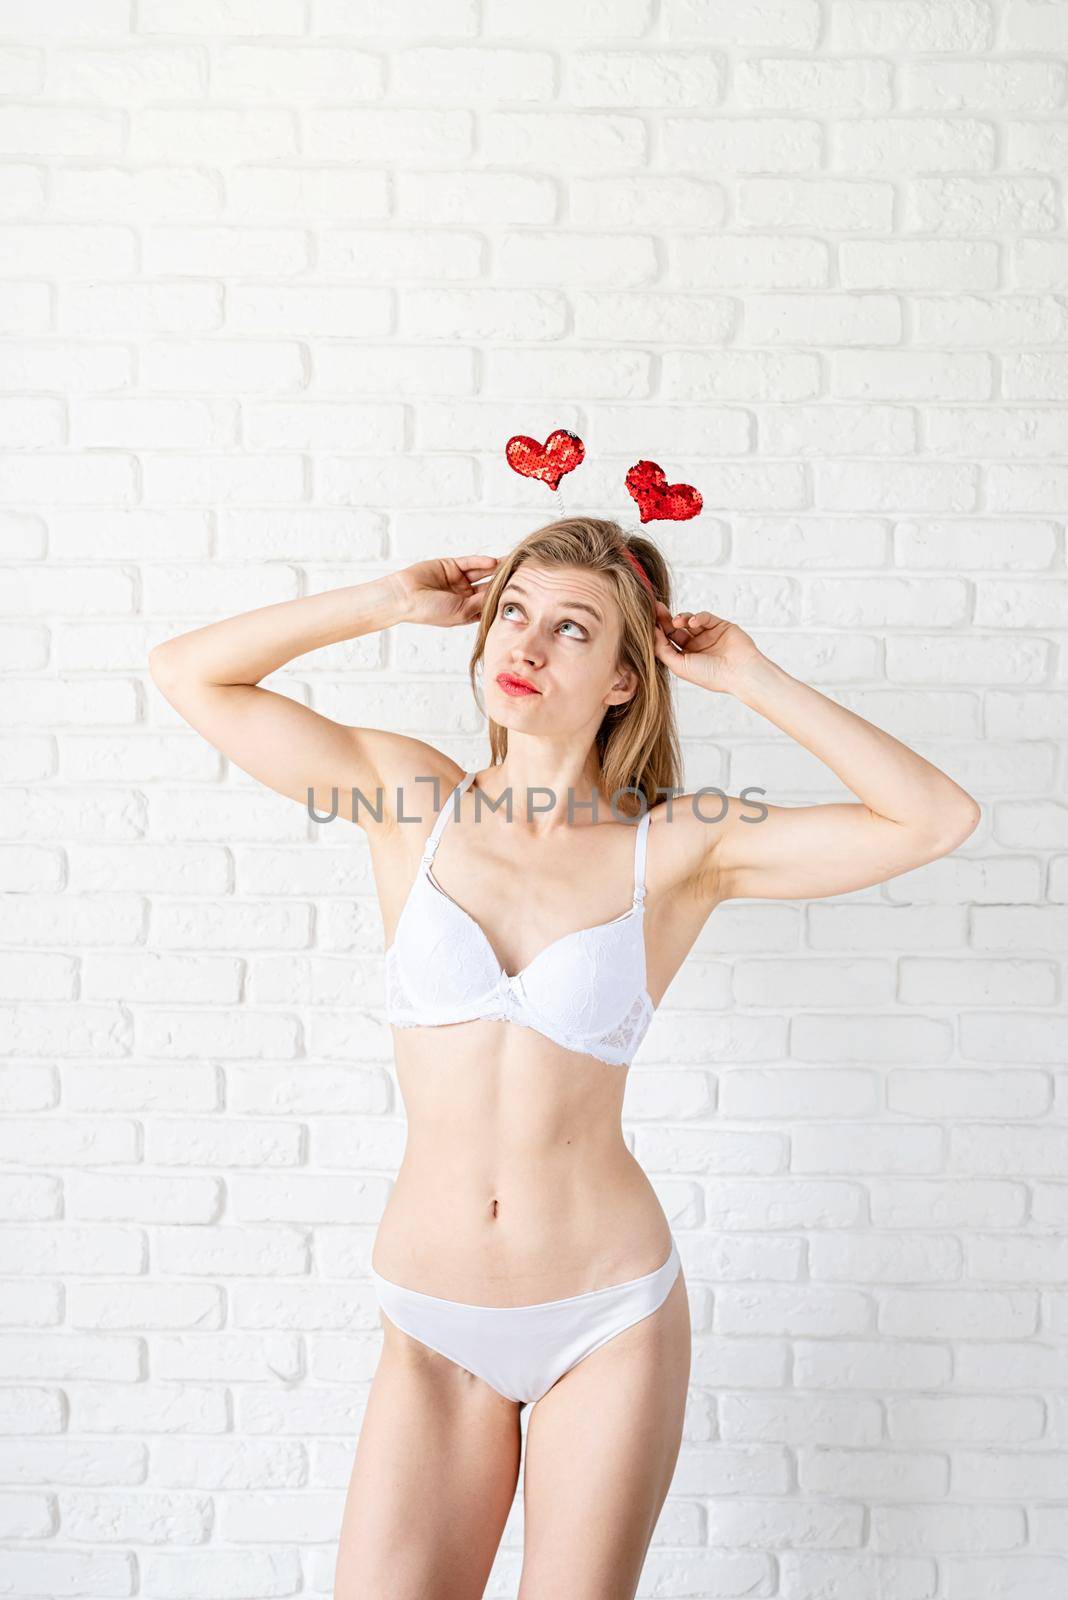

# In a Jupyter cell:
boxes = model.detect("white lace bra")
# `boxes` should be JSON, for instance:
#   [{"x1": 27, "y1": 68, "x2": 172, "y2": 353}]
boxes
[{"x1": 384, "y1": 770, "x2": 655, "y2": 1067}]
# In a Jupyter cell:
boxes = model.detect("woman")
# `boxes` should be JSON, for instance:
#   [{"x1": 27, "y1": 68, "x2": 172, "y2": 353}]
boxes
[{"x1": 149, "y1": 516, "x2": 980, "y2": 1599}]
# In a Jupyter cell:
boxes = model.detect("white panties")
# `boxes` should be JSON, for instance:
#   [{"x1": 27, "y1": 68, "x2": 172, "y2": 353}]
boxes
[{"x1": 371, "y1": 1236, "x2": 682, "y2": 1407}]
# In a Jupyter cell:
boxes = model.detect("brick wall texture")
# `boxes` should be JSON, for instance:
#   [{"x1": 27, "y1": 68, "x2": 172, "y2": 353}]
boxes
[{"x1": 2, "y1": 1, "x2": 1067, "y2": 1596}]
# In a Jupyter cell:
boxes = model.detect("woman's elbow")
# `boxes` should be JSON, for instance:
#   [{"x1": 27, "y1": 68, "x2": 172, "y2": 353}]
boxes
[
  {"x1": 148, "y1": 640, "x2": 186, "y2": 688},
  {"x1": 941, "y1": 798, "x2": 981, "y2": 849}
]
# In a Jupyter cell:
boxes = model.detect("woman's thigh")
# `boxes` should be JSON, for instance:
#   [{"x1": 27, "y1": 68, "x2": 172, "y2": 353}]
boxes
[
  {"x1": 333, "y1": 1317, "x2": 523, "y2": 1600},
  {"x1": 517, "y1": 1269, "x2": 691, "y2": 1600}
]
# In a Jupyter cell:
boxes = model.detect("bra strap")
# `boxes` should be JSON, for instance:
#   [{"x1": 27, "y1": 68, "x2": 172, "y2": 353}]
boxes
[
  {"x1": 422, "y1": 770, "x2": 475, "y2": 865},
  {"x1": 632, "y1": 808, "x2": 651, "y2": 905}
]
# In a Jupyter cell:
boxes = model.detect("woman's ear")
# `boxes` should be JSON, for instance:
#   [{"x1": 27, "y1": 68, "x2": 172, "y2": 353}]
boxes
[{"x1": 607, "y1": 664, "x2": 639, "y2": 705}]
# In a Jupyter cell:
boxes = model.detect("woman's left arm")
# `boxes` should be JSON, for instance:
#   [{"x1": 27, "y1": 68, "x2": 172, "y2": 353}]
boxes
[{"x1": 653, "y1": 604, "x2": 981, "y2": 902}]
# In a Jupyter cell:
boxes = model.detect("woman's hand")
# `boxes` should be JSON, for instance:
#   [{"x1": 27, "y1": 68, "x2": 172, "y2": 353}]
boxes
[
  {"x1": 652, "y1": 600, "x2": 763, "y2": 692},
  {"x1": 394, "y1": 555, "x2": 499, "y2": 628}
]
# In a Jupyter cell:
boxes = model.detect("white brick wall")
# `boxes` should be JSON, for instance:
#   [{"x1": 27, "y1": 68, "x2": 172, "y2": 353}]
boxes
[{"x1": 1, "y1": 2, "x2": 1067, "y2": 1596}]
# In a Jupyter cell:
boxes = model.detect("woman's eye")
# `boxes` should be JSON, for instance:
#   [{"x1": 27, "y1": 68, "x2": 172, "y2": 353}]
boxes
[{"x1": 499, "y1": 602, "x2": 585, "y2": 640}]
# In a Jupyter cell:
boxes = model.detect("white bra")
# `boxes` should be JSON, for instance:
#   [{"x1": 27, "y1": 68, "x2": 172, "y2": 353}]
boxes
[{"x1": 384, "y1": 771, "x2": 655, "y2": 1066}]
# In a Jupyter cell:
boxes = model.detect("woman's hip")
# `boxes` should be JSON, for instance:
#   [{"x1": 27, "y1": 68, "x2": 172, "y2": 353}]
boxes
[{"x1": 372, "y1": 1156, "x2": 673, "y2": 1305}]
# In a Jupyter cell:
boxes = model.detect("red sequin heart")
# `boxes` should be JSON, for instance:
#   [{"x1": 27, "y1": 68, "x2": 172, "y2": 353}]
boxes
[
  {"x1": 506, "y1": 429, "x2": 585, "y2": 492},
  {"x1": 625, "y1": 460, "x2": 703, "y2": 523}
]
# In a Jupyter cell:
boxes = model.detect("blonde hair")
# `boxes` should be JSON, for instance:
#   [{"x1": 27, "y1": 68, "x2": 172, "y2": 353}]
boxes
[{"x1": 466, "y1": 516, "x2": 683, "y2": 818}]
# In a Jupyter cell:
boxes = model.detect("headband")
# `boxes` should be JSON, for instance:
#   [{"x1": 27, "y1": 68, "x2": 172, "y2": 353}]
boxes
[
  {"x1": 619, "y1": 544, "x2": 655, "y2": 599},
  {"x1": 505, "y1": 430, "x2": 702, "y2": 525}
]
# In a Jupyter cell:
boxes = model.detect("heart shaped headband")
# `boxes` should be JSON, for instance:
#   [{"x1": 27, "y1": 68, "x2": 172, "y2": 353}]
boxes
[
  {"x1": 505, "y1": 429, "x2": 703, "y2": 526},
  {"x1": 619, "y1": 544, "x2": 656, "y2": 598}
]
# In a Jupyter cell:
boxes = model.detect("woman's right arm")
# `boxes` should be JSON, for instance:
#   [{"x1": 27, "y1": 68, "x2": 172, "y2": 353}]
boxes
[{"x1": 148, "y1": 571, "x2": 419, "y2": 826}]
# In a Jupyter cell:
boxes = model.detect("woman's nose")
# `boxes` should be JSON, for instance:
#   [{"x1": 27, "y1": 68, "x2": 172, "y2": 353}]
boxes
[{"x1": 511, "y1": 626, "x2": 545, "y2": 660}]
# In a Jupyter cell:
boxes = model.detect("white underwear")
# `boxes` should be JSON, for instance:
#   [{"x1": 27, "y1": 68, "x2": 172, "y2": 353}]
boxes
[{"x1": 371, "y1": 1236, "x2": 682, "y2": 1407}]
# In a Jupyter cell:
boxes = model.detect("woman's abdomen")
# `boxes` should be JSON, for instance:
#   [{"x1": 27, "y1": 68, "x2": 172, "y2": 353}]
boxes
[{"x1": 373, "y1": 1031, "x2": 672, "y2": 1304}]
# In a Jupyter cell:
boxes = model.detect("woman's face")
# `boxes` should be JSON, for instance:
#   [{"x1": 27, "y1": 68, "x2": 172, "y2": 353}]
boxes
[{"x1": 483, "y1": 561, "x2": 638, "y2": 732}]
